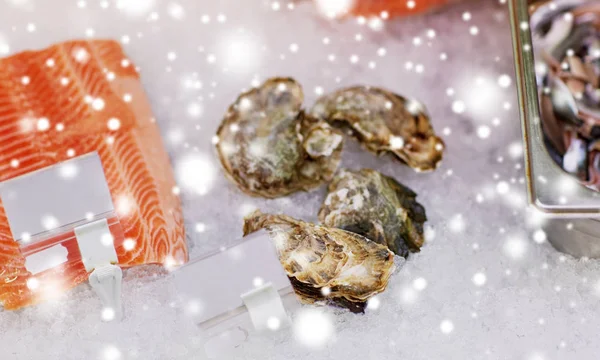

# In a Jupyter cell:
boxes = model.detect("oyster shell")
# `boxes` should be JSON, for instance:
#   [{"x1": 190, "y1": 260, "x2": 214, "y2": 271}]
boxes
[
  {"x1": 310, "y1": 86, "x2": 445, "y2": 172},
  {"x1": 243, "y1": 210, "x2": 395, "y2": 313},
  {"x1": 215, "y1": 77, "x2": 343, "y2": 198},
  {"x1": 318, "y1": 168, "x2": 426, "y2": 258}
]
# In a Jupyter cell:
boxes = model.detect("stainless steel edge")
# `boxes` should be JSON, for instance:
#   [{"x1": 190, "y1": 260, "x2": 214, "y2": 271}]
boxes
[
  {"x1": 509, "y1": 0, "x2": 537, "y2": 206},
  {"x1": 508, "y1": 0, "x2": 600, "y2": 217}
]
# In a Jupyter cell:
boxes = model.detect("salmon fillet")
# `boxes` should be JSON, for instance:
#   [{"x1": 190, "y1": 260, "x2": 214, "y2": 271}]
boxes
[
  {"x1": 0, "y1": 40, "x2": 188, "y2": 310},
  {"x1": 347, "y1": 0, "x2": 457, "y2": 17}
]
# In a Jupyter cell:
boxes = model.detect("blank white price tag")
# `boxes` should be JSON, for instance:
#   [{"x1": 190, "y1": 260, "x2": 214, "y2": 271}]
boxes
[
  {"x1": 0, "y1": 152, "x2": 114, "y2": 241},
  {"x1": 173, "y1": 230, "x2": 299, "y2": 358},
  {"x1": 174, "y1": 230, "x2": 293, "y2": 326}
]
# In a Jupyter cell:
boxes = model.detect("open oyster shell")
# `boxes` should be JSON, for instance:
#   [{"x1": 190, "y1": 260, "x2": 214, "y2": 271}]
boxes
[
  {"x1": 215, "y1": 77, "x2": 343, "y2": 198},
  {"x1": 243, "y1": 210, "x2": 395, "y2": 313},
  {"x1": 318, "y1": 168, "x2": 426, "y2": 258},
  {"x1": 310, "y1": 86, "x2": 444, "y2": 172}
]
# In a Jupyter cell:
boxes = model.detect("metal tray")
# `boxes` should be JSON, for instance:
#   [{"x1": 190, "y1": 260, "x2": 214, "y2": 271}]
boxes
[{"x1": 509, "y1": 0, "x2": 600, "y2": 257}]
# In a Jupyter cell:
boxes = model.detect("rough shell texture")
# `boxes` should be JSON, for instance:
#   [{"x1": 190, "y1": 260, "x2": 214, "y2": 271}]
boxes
[
  {"x1": 215, "y1": 77, "x2": 343, "y2": 198},
  {"x1": 243, "y1": 210, "x2": 395, "y2": 313},
  {"x1": 310, "y1": 86, "x2": 445, "y2": 172},
  {"x1": 318, "y1": 168, "x2": 427, "y2": 258}
]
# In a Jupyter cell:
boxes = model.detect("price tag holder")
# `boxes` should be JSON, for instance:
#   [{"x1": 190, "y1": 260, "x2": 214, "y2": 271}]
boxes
[
  {"x1": 173, "y1": 230, "x2": 299, "y2": 358},
  {"x1": 0, "y1": 152, "x2": 125, "y2": 320}
]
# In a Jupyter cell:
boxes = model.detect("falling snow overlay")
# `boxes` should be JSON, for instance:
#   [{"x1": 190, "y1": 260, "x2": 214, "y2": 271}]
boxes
[{"x1": 1, "y1": 0, "x2": 599, "y2": 359}]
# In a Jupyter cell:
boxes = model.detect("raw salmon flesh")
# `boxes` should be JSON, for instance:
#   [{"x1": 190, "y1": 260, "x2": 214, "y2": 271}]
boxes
[
  {"x1": 0, "y1": 40, "x2": 188, "y2": 310},
  {"x1": 348, "y1": 0, "x2": 456, "y2": 17}
]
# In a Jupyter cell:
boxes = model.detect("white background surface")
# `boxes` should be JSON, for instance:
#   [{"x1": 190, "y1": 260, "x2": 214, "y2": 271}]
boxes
[{"x1": 1, "y1": 0, "x2": 600, "y2": 359}]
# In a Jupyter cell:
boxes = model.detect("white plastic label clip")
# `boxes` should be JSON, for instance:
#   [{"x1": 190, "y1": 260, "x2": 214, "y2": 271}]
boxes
[
  {"x1": 0, "y1": 152, "x2": 124, "y2": 321},
  {"x1": 173, "y1": 230, "x2": 300, "y2": 358},
  {"x1": 241, "y1": 282, "x2": 291, "y2": 332},
  {"x1": 89, "y1": 264, "x2": 123, "y2": 321},
  {"x1": 75, "y1": 218, "x2": 123, "y2": 321}
]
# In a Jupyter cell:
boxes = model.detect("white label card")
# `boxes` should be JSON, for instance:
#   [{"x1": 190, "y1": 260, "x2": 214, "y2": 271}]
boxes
[
  {"x1": 24, "y1": 244, "x2": 69, "y2": 275},
  {"x1": 174, "y1": 230, "x2": 293, "y2": 327},
  {"x1": 0, "y1": 152, "x2": 114, "y2": 241}
]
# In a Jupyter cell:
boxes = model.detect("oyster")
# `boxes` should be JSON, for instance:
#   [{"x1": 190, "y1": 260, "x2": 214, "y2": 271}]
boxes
[
  {"x1": 243, "y1": 210, "x2": 395, "y2": 313},
  {"x1": 318, "y1": 168, "x2": 426, "y2": 258},
  {"x1": 310, "y1": 86, "x2": 445, "y2": 172},
  {"x1": 215, "y1": 77, "x2": 343, "y2": 198}
]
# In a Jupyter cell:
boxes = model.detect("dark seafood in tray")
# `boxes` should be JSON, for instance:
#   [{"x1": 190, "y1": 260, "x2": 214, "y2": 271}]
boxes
[{"x1": 533, "y1": 1, "x2": 600, "y2": 189}]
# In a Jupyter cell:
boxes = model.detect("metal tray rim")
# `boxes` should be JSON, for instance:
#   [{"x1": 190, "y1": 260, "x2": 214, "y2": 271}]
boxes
[{"x1": 508, "y1": 0, "x2": 600, "y2": 218}]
